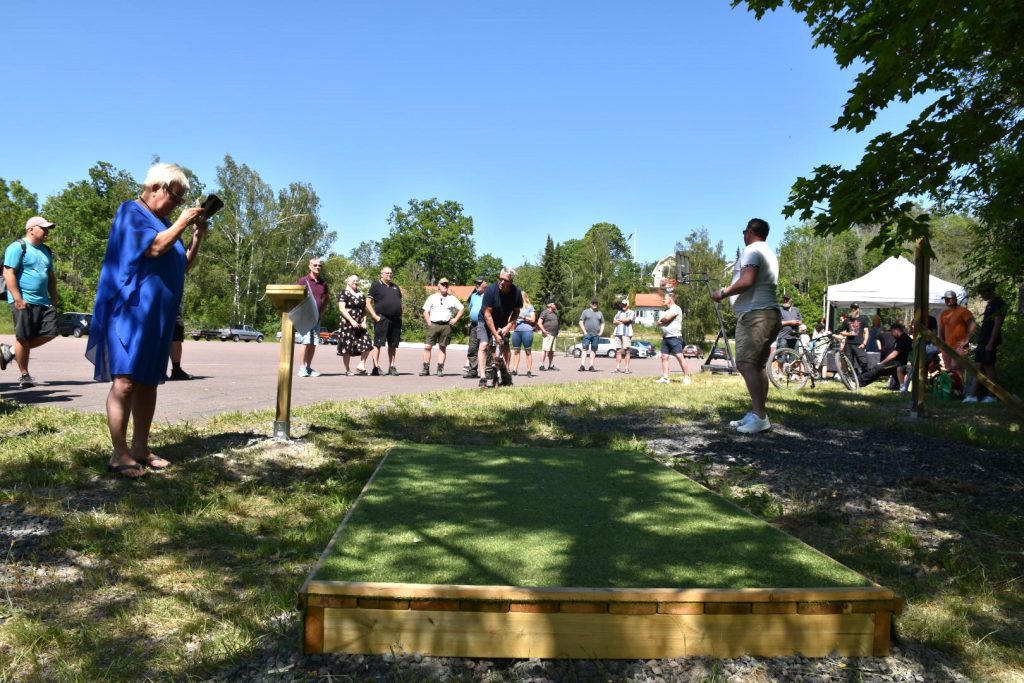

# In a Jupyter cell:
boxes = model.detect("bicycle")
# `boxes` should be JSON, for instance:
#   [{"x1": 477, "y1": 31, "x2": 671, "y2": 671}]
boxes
[{"x1": 767, "y1": 334, "x2": 860, "y2": 391}]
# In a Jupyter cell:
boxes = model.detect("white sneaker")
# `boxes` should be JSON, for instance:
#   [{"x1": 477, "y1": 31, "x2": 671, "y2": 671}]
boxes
[
  {"x1": 729, "y1": 412, "x2": 756, "y2": 428},
  {"x1": 736, "y1": 414, "x2": 772, "y2": 434},
  {"x1": 307, "y1": 368, "x2": 321, "y2": 377},
  {"x1": 981, "y1": 395, "x2": 998, "y2": 404},
  {"x1": 656, "y1": 377, "x2": 671, "y2": 383},
  {"x1": 682, "y1": 375, "x2": 692, "y2": 385},
  {"x1": 298, "y1": 367, "x2": 311, "y2": 378},
  {"x1": 962, "y1": 395, "x2": 978, "y2": 403}
]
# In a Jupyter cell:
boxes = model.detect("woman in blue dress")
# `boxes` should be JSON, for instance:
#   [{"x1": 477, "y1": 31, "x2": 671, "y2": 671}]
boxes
[{"x1": 87, "y1": 163, "x2": 208, "y2": 478}]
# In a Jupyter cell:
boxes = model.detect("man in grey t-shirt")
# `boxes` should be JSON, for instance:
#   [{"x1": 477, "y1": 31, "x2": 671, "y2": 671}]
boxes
[
  {"x1": 578, "y1": 299, "x2": 604, "y2": 372},
  {"x1": 538, "y1": 301, "x2": 560, "y2": 371}
]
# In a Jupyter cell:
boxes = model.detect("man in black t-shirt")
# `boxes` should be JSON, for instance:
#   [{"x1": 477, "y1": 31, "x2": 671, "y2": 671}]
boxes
[
  {"x1": 839, "y1": 303, "x2": 871, "y2": 376},
  {"x1": 963, "y1": 282, "x2": 1007, "y2": 403},
  {"x1": 859, "y1": 322, "x2": 912, "y2": 387},
  {"x1": 366, "y1": 266, "x2": 403, "y2": 376},
  {"x1": 479, "y1": 267, "x2": 523, "y2": 388}
]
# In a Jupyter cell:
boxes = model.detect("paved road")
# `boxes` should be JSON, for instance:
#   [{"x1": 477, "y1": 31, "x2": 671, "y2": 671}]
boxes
[{"x1": 1, "y1": 337, "x2": 709, "y2": 422}]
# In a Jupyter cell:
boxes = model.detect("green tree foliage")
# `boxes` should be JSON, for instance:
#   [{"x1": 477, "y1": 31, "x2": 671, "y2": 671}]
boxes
[
  {"x1": 673, "y1": 228, "x2": 730, "y2": 346},
  {"x1": 349, "y1": 240, "x2": 381, "y2": 277},
  {"x1": 777, "y1": 223, "x2": 863, "y2": 324},
  {"x1": 473, "y1": 253, "x2": 503, "y2": 282},
  {"x1": 537, "y1": 236, "x2": 569, "y2": 320},
  {"x1": 380, "y1": 198, "x2": 476, "y2": 285},
  {"x1": 0, "y1": 179, "x2": 39, "y2": 243},
  {"x1": 42, "y1": 162, "x2": 139, "y2": 311},
  {"x1": 188, "y1": 155, "x2": 335, "y2": 330},
  {"x1": 561, "y1": 222, "x2": 635, "y2": 315},
  {"x1": 736, "y1": 1, "x2": 1024, "y2": 259}
]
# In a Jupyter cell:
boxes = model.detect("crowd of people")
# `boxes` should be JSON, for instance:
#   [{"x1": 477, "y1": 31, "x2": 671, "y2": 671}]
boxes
[
  {"x1": 770, "y1": 287, "x2": 1006, "y2": 403},
  {"x1": 3, "y1": 183, "x2": 1009, "y2": 478}
]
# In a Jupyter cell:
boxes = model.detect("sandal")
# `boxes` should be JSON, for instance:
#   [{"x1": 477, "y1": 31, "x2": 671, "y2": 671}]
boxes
[
  {"x1": 354, "y1": 369, "x2": 367, "y2": 375},
  {"x1": 344, "y1": 371, "x2": 354, "y2": 376},
  {"x1": 108, "y1": 462, "x2": 145, "y2": 479},
  {"x1": 136, "y1": 452, "x2": 170, "y2": 470}
]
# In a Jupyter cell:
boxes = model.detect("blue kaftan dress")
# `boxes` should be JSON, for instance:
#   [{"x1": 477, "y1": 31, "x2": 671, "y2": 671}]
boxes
[{"x1": 86, "y1": 199, "x2": 186, "y2": 385}]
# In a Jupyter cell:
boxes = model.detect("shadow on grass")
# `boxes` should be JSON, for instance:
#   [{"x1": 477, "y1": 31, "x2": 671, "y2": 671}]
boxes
[{"x1": 3, "y1": 384, "x2": 1020, "y2": 680}]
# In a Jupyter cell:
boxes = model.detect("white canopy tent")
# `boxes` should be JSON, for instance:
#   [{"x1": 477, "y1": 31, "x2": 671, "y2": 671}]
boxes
[{"x1": 825, "y1": 256, "x2": 966, "y2": 322}]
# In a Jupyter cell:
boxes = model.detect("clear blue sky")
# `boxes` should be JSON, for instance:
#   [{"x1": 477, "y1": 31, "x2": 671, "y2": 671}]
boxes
[{"x1": 2, "y1": 1, "x2": 915, "y2": 268}]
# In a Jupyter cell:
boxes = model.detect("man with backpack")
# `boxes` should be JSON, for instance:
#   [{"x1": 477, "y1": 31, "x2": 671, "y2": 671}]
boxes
[{"x1": 3, "y1": 216, "x2": 58, "y2": 388}]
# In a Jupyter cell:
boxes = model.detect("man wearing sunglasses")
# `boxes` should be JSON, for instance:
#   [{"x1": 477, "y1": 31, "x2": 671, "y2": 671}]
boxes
[
  {"x1": 480, "y1": 267, "x2": 522, "y2": 388},
  {"x1": 712, "y1": 218, "x2": 781, "y2": 434}
]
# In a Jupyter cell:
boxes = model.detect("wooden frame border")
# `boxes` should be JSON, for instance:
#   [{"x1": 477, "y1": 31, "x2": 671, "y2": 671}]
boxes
[{"x1": 299, "y1": 447, "x2": 904, "y2": 659}]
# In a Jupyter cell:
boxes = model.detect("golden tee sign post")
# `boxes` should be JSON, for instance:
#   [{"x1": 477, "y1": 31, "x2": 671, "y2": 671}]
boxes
[{"x1": 265, "y1": 284, "x2": 309, "y2": 439}]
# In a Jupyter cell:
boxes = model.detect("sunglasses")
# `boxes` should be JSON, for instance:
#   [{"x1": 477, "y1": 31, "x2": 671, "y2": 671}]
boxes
[{"x1": 163, "y1": 184, "x2": 187, "y2": 203}]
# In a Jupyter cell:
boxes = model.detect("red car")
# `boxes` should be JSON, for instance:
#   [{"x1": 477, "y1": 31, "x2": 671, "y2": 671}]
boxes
[{"x1": 319, "y1": 330, "x2": 340, "y2": 345}]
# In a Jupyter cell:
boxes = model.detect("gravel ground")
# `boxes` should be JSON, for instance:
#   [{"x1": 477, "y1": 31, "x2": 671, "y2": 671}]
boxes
[{"x1": 5, "y1": 411, "x2": 1020, "y2": 681}]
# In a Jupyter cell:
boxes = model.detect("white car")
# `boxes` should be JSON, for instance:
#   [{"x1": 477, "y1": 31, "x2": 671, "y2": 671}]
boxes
[{"x1": 569, "y1": 337, "x2": 648, "y2": 358}]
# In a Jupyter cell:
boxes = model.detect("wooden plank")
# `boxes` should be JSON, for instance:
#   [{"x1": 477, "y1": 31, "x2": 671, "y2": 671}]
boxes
[
  {"x1": 609, "y1": 602, "x2": 657, "y2": 615},
  {"x1": 321, "y1": 608, "x2": 876, "y2": 658},
  {"x1": 304, "y1": 580, "x2": 893, "y2": 604},
  {"x1": 752, "y1": 602, "x2": 797, "y2": 614},
  {"x1": 799, "y1": 601, "x2": 852, "y2": 615},
  {"x1": 358, "y1": 598, "x2": 410, "y2": 610},
  {"x1": 308, "y1": 596, "x2": 357, "y2": 608},
  {"x1": 510, "y1": 602, "x2": 560, "y2": 614},
  {"x1": 705, "y1": 603, "x2": 752, "y2": 615},
  {"x1": 658, "y1": 602, "x2": 704, "y2": 615},
  {"x1": 460, "y1": 601, "x2": 509, "y2": 613},
  {"x1": 873, "y1": 612, "x2": 892, "y2": 656},
  {"x1": 411, "y1": 599, "x2": 460, "y2": 612},
  {"x1": 304, "y1": 606, "x2": 324, "y2": 654},
  {"x1": 559, "y1": 602, "x2": 608, "y2": 614}
]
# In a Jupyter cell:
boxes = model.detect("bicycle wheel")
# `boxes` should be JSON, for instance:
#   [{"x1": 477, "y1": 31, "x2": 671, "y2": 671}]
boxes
[
  {"x1": 836, "y1": 352, "x2": 861, "y2": 391},
  {"x1": 768, "y1": 348, "x2": 810, "y2": 389}
]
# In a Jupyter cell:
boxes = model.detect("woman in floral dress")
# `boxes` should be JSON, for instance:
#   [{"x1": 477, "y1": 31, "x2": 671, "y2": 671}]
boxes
[{"x1": 337, "y1": 274, "x2": 372, "y2": 374}]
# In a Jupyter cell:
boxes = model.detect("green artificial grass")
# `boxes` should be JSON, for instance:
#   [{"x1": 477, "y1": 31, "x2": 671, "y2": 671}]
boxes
[{"x1": 314, "y1": 444, "x2": 870, "y2": 589}]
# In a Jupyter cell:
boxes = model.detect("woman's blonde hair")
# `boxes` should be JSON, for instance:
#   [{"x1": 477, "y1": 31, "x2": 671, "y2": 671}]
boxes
[{"x1": 143, "y1": 163, "x2": 189, "y2": 193}]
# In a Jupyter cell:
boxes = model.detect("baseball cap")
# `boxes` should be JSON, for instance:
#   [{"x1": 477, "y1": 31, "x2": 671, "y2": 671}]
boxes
[
  {"x1": 547, "y1": 301, "x2": 556, "y2": 307},
  {"x1": 26, "y1": 216, "x2": 55, "y2": 230},
  {"x1": 849, "y1": 303, "x2": 860, "y2": 310},
  {"x1": 591, "y1": 298, "x2": 599, "y2": 304},
  {"x1": 942, "y1": 290, "x2": 956, "y2": 300},
  {"x1": 621, "y1": 299, "x2": 629, "y2": 306},
  {"x1": 474, "y1": 276, "x2": 485, "y2": 285},
  {"x1": 782, "y1": 294, "x2": 792, "y2": 302},
  {"x1": 438, "y1": 277, "x2": 450, "y2": 285}
]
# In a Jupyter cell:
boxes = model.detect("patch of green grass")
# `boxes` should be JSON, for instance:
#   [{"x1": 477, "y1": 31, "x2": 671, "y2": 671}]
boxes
[
  {"x1": 0, "y1": 371, "x2": 1021, "y2": 680},
  {"x1": 315, "y1": 444, "x2": 868, "y2": 588}
]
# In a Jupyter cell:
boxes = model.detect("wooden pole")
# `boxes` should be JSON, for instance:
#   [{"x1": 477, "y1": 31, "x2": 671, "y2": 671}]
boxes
[
  {"x1": 919, "y1": 328, "x2": 1024, "y2": 418},
  {"x1": 275, "y1": 310, "x2": 297, "y2": 438},
  {"x1": 265, "y1": 284, "x2": 308, "y2": 439},
  {"x1": 912, "y1": 239, "x2": 930, "y2": 417}
]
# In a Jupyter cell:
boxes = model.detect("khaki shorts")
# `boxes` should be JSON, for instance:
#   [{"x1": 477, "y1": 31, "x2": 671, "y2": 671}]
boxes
[
  {"x1": 734, "y1": 308, "x2": 782, "y2": 366},
  {"x1": 425, "y1": 322, "x2": 453, "y2": 347},
  {"x1": 612, "y1": 335, "x2": 632, "y2": 350},
  {"x1": 541, "y1": 334, "x2": 557, "y2": 352}
]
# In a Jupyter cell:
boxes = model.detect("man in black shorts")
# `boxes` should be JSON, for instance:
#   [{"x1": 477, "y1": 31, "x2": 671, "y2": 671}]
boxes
[
  {"x1": 480, "y1": 267, "x2": 523, "y2": 388},
  {"x1": 366, "y1": 266, "x2": 403, "y2": 376},
  {"x1": 3, "y1": 216, "x2": 58, "y2": 389}
]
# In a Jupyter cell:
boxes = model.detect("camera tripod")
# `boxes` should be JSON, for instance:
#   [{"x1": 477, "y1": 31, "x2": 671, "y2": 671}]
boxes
[{"x1": 675, "y1": 252, "x2": 738, "y2": 374}]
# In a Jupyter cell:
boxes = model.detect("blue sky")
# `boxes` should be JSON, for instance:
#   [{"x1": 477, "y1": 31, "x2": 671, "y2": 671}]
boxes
[{"x1": 2, "y1": 1, "x2": 915, "y2": 267}]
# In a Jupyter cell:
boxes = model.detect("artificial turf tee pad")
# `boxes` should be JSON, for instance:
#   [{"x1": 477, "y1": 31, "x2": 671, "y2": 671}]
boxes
[{"x1": 302, "y1": 444, "x2": 902, "y2": 658}]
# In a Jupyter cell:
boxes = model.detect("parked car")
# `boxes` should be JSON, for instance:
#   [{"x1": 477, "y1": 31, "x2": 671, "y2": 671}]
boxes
[
  {"x1": 682, "y1": 344, "x2": 702, "y2": 358},
  {"x1": 629, "y1": 341, "x2": 650, "y2": 359},
  {"x1": 570, "y1": 337, "x2": 646, "y2": 358},
  {"x1": 192, "y1": 325, "x2": 264, "y2": 342},
  {"x1": 632, "y1": 340, "x2": 656, "y2": 357},
  {"x1": 319, "y1": 330, "x2": 340, "y2": 345},
  {"x1": 708, "y1": 346, "x2": 730, "y2": 360},
  {"x1": 56, "y1": 312, "x2": 92, "y2": 338}
]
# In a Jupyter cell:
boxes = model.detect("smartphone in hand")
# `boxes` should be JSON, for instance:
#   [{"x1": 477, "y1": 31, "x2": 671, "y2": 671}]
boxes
[{"x1": 201, "y1": 194, "x2": 224, "y2": 221}]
